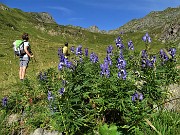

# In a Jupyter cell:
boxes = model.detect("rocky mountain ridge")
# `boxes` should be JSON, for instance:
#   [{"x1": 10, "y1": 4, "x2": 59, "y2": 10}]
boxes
[{"x1": 110, "y1": 6, "x2": 180, "y2": 42}]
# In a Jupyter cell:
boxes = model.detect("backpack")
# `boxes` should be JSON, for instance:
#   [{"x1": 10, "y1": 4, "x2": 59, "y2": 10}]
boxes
[{"x1": 13, "y1": 40, "x2": 26, "y2": 56}]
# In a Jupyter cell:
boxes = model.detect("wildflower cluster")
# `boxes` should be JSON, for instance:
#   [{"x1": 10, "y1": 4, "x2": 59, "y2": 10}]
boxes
[
  {"x1": 132, "y1": 92, "x2": 143, "y2": 102},
  {"x1": 90, "y1": 52, "x2": 99, "y2": 63},
  {"x1": 58, "y1": 52, "x2": 73, "y2": 70},
  {"x1": 141, "y1": 50, "x2": 156, "y2": 68},
  {"x1": 159, "y1": 48, "x2": 176, "y2": 64}
]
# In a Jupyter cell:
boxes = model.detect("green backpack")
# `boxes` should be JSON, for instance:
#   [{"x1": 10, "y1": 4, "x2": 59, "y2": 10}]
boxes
[{"x1": 13, "y1": 40, "x2": 26, "y2": 56}]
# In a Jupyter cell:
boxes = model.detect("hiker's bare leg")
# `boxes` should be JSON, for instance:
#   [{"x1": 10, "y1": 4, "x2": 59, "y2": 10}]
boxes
[
  {"x1": 19, "y1": 66, "x2": 27, "y2": 80},
  {"x1": 19, "y1": 67, "x2": 23, "y2": 79},
  {"x1": 21, "y1": 66, "x2": 27, "y2": 79}
]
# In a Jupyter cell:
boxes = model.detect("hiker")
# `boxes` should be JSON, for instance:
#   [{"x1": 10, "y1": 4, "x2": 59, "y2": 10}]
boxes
[
  {"x1": 63, "y1": 42, "x2": 69, "y2": 58},
  {"x1": 19, "y1": 33, "x2": 33, "y2": 81}
]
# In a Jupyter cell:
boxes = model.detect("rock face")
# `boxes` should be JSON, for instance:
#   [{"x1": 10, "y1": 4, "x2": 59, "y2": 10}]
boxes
[
  {"x1": 160, "y1": 21, "x2": 180, "y2": 42},
  {"x1": 0, "y1": 3, "x2": 9, "y2": 10},
  {"x1": 88, "y1": 25, "x2": 100, "y2": 33},
  {"x1": 164, "y1": 84, "x2": 180, "y2": 111},
  {"x1": 29, "y1": 12, "x2": 56, "y2": 24}
]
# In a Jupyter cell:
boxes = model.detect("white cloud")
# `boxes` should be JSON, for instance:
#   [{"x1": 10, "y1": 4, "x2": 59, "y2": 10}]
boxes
[{"x1": 47, "y1": 6, "x2": 72, "y2": 15}]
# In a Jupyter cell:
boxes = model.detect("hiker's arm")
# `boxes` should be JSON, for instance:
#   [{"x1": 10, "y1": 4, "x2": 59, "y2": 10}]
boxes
[{"x1": 24, "y1": 46, "x2": 33, "y2": 57}]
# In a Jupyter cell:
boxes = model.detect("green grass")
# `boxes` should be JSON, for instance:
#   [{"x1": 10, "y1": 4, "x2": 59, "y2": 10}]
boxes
[{"x1": 139, "y1": 110, "x2": 180, "y2": 135}]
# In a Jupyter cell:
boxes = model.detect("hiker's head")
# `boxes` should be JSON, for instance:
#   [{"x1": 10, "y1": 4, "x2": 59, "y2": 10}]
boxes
[
  {"x1": 64, "y1": 42, "x2": 68, "y2": 47},
  {"x1": 22, "y1": 33, "x2": 29, "y2": 41}
]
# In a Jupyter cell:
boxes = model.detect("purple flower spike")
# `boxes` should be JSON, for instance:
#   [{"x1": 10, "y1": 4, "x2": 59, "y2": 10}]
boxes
[
  {"x1": 85, "y1": 48, "x2": 88, "y2": 57},
  {"x1": 132, "y1": 92, "x2": 144, "y2": 102},
  {"x1": 58, "y1": 62, "x2": 64, "y2": 70},
  {"x1": 128, "y1": 40, "x2": 134, "y2": 50},
  {"x1": 2, "y1": 97, "x2": 8, "y2": 107},
  {"x1": 70, "y1": 46, "x2": 75, "y2": 53},
  {"x1": 107, "y1": 45, "x2": 113, "y2": 54},
  {"x1": 76, "y1": 45, "x2": 82, "y2": 55},
  {"x1": 139, "y1": 93, "x2": 143, "y2": 101},
  {"x1": 90, "y1": 52, "x2": 99, "y2": 63},
  {"x1": 59, "y1": 88, "x2": 65, "y2": 95},
  {"x1": 48, "y1": 91, "x2": 53, "y2": 101},
  {"x1": 58, "y1": 48, "x2": 62, "y2": 58},
  {"x1": 142, "y1": 33, "x2": 151, "y2": 43},
  {"x1": 118, "y1": 69, "x2": 127, "y2": 80},
  {"x1": 132, "y1": 95, "x2": 136, "y2": 102},
  {"x1": 168, "y1": 48, "x2": 176, "y2": 58}
]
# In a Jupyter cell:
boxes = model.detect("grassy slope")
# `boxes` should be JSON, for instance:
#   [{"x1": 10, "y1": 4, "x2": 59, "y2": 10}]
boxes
[{"x1": 1, "y1": 5, "x2": 178, "y2": 98}]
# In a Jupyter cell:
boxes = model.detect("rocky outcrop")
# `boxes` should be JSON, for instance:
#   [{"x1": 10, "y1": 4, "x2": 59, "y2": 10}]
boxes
[
  {"x1": 0, "y1": 3, "x2": 9, "y2": 10},
  {"x1": 30, "y1": 128, "x2": 62, "y2": 135},
  {"x1": 88, "y1": 25, "x2": 100, "y2": 33},
  {"x1": 164, "y1": 84, "x2": 180, "y2": 111},
  {"x1": 160, "y1": 20, "x2": 180, "y2": 43},
  {"x1": 29, "y1": 12, "x2": 56, "y2": 24}
]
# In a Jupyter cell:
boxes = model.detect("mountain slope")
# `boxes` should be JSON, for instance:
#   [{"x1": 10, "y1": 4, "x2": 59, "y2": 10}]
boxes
[{"x1": 110, "y1": 6, "x2": 180, "y2": 43}]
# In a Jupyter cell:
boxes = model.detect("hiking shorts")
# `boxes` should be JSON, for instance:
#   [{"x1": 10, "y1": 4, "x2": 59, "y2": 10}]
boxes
[{"x1": 20, "y1": 60, "x2": 29, "y2": 67}]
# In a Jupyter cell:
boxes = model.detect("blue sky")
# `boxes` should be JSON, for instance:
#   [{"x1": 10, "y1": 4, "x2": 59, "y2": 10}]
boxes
[{"x1": 1, "y1": 0, "x2": 180, "y2": 31}]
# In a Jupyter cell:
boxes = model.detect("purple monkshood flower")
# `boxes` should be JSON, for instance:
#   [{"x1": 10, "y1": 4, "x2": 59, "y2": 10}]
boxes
[
  {"x1": 141, "y1": 56, "x2": 156, "y2": 68},
  {"x1": 58, "y1": 48, "x2": 63, "y2": 58},
  {"x1": 132, "y1": 93, "x2": 139, "y2": 102},
  {"x1": 118, "y1": 69, "x2": 127, "y2": 80},
  {"x1": 141, "y1": 50, "x2": 148, "y2": 59},
  {"x1": 59, "y1": 54, "x2": 65, "y2": 63},
  {"x1": 107, "y1": 45, "x2": 113, "y2": 54},
  {"x1": 76, "y1": 45, "x2": 82, "y2": 55},
  {"x1": 141, "y1": 59, "x2": 146, "y2": 68},
  {"x1": 2, "y1": 97, "x2": 8, "y2": 107},
  {"x1": 151, "y1": 56, "x2": 156, "y2": 64},
  {"x1": 39, "y1": 72, "x2": 47, "y2": 81},
  {"x1": 100, "y1": 61, "x2": 110, "y2": 78},
  {"x1": 59, "y1": 88, "x2": 65, "y2": 95},
  {"x1": 168, "y1": 48, "x2": 176, "y2": 58},
  {"x1": 85, "y1": 48, "x2": 88, "y2": 57},
  {"x1": 117, "y1": 58, "x2": 126, "y2": 69},
  {"x1": 104, "y1": 55, "x2": 112, "y2": 66},
  {"x1": 139, "y1": 93, "x2": 143, "y2": 101},
  {"x1": 142, "y1": 32, "x2": 151, "y2": 43},
  {"x1": 70, "y1": 46, "x2": 75, "y2": 53},
  {"x1": 119, "y1": 50, "x2": 124, "y2": 59},
  {"x1": 115, "y1": 37, "x2": 124, "y2": 49},
  {"x1": 66, "y1": 61, "x2": 73, "y2": 68},
  {"x1": 115, "y1": 36, "x2": 121, "y2": 43},
  {"x1": 58, "y1": 57, "x2": 74, "y2": 70},
  {"x1": 160, "y1": 49, "x2": 169, "y2": 62},
  {"x1": 132, "y1": 93, "x2": 143, "y2": 102},
  {"x1": 116, "y1": 43, "x2": 124, "y2": 49},
  {"x1": 90, "y1": 52, "x2": 99, "y2": 63},
  {"x1": 58, "y1": 62, "x2": 64, "y2": 70},
  {"x1": 48, "y1": 91, "x2": 53, "y2": 101},
  {"x1": 128, "y1": 40, "x2": 134, "y2": 50}
]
